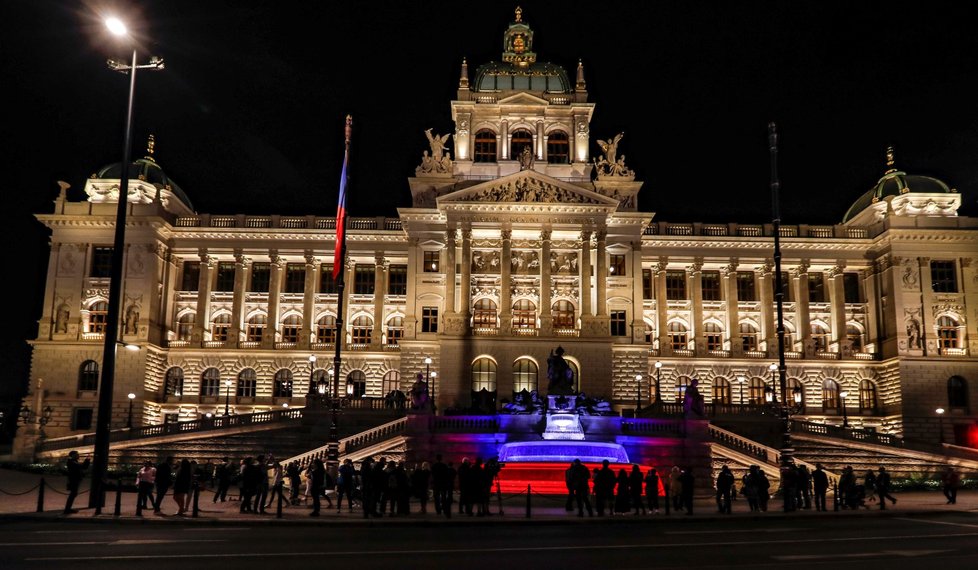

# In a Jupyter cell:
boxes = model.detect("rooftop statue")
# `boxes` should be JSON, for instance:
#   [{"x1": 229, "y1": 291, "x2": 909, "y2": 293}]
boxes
[
  {"x1": 417, "y1": 129, "x2": 454, "y2": 175},
  {"x1": 594, "y1": 132, "x2": 634, "y2": 179}
]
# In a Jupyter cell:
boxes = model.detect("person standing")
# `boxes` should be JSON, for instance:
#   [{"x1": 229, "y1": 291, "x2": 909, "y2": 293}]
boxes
[
  {"x1": 336, "y1": 458, "x2": 356, "y2": 512},
  {"x1": 614, "y1": 468, "x2": 631, "y2": 514},
  {"x1": 645, "y1": 467, "x2": 660, "y2": 514},
  {"x1": 63, "y1": 450, "x2": 90, "y2": 514},
  {"x1": 564, "y1": 461, "x2": 576, "y2": 512},
  {"x1": 594, "y1": 460, "x2": 616, "y2": 516},
  {"x1": 715, "y1": 465, "x2": 734, "y2": 514},
  {"x1": 569, "y1": 459, "x2": 593, "y2": 517},
  {"x1": 309, "y1": 458, "x2": 325, "y2": 516},
  {"x1": 286, "y1": 461, "x2": 302, "y2": 506},
  {"x1": 213, "y1": 457, "x2": 231, "y2": 503},
  {"x1": 942, "y1": 466, "x2": 961, "y2": 505},
  {"x1": 876, "y1": 466, "x2": 896, "y2": 509},
  {"x1": 411, "y1": 461, "x2": 432, "y2": 514},
  {"x1": 431, "y1": 454, "x2": 449, "y2": 516},
  {"x1": 798, "y1": 464, "x2": 812, "y2": 510},
  {"x1": 669, "y1": 465, "x2": 684, "y2": 512},
  {"x1": 264, "y1": 460, "x2": 285, "y2": 510},
  {"x1": 136, "y1": 460, "x2": 156, "y2": 511},
  {"x1": 172, "y1": 458, "x2": 192, "y2": 515},
  {"x1": 629, "y1": 465, "x2": 646, "y2": 515},
  {"x1": 153, "y1": 456, "x2": 174, "y2": 514},
  {"x1": 811, "y1": 463, "x2": 829, "y2": 511},
  {"x1": 679, "y1": 467, "x2": 695, "y2": 515}
]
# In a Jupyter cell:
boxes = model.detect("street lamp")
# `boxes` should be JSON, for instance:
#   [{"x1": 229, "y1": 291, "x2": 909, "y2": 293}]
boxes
[
  {"x1": 767, "y1": 363, "x2": 778, "y2": 404},
  {"x1": 738, "y1": 376, "x2": 746, "y2": 406},
  {"x1": 936, "y1": 407, "x2": 945, "y2": 444},
  {"x1": 223, "y1": 380, "x2": 232, "y2": 416},
  {"x1": 654, "y1": 361, "x2": 663, "y2": 406},
  {"x1": 635, "y1": 374, "x2": 643, "y2": 413},
  {"x1": 424, "y1": 356, "x2": 434, "y2": 412},
  {"x1": 126, "y1": 393, "x2": 136, "y2": 428},
  {"x1": 839, "y1": 390, "x2": 849, "y2": 428},
  {"x1": 90, "y1": 16, "x2": 164, "y2": 511},
  {"x1": 307, "y1": 354, "x2": 317, "y2": 399},
  {"x1": 430, "y1": 371, "x2": 438, "y2": 413}
]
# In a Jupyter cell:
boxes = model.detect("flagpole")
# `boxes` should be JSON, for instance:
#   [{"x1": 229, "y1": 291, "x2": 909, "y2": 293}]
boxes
[{"x1": 329, "y1": 115, "x2": 352, "y2": 479}]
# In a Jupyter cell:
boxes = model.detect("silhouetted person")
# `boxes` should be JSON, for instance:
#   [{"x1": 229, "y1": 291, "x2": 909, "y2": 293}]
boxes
[
  {"x1": 336, "y1": 458, "x2": 356, "y2": 512},
  {"x1": 213, "y1": 457, "x2": 231, "y2": 502},
  {"x1": 614, "y1": 468, "x2": 631, "y2": 514},
  {"x1": 309, "y1": 458, "x2": 325, "y2": 516},
  {"x1": 569, "y1": 459, "x2": 593, "y2": 517},
  {"x1": 564, "y1": 462, "x2": 576, "y2": 511},
  {"x1": 715, "y1": 465, "x2": 734, "y2": 514},
  {"x1": 153, "y1": 456, "x2": 174, "y2": 513},
  {"x1": 942, "y1": 466, "x2": 961, "y2": 505},
  {"x1": 431, "y1": 454, "x2": 452, "y2": 516},
  {"x1": 876, "y1": 466, "x2": 896, "y2": 509},
  {"x1": 798, "y1": 464, "x2": 812, "y2": 509},
  {"x1": 645, "y1": 467, "x2": 660, "y2": 514},
  {"x1": 629, "y1": 465, "x2": 646, "y2": 515},
  {"x1": 812, "y1": 463, "x2": 829, "y2": 511},
  {"x1": 63, "y1": 450, "x2": 89, "y2": 514},
  {"x1": 679, "y1": 467, "x2": 695, "y2": 515},
  {"x1": 594, "y1": 460, "x2": 616, "y2": 516}
]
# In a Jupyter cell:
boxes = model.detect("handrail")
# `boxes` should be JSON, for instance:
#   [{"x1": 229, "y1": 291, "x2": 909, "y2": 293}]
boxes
[
  {"x1": 278, "y1": 416, "x2": 409, "y2": 468},
  {"x1": 710, "y1": 424, "x2": 837, "y2": 479}
]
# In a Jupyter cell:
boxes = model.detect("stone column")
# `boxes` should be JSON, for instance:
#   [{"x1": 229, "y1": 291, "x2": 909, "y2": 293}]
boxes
[
  {"x1": 759, "y1": 262, "x2": 776, "y2": 356},
  {"x1": 230, "y1": 251, "x2": 251, "y2": 347},
  {"x1": 863, "y1": 267, "x2": 880, "y2": 352},
  {"x1": 595, "y1": 230, "x2": 608, "y2": 316},
  {"x1": 630, "y1": 241, "x2": 645, "y2": 342},
  {"x1": 460, "y1": 227, "x2": 473, "y2": 328},
  {"x1": 300, "y1": 252, "x2": 318, "y2": 349},
  {"x1": 535, "y1": 121, "x2": 545, "y2": 159},
  {"x1": 828, "y1": 263, "x2": 847, "y2": 354},
  {"x1": 580, "y1": 231, "x2": 592, "y2": 318},
  {"x1": 263, "y1": 253, "x2": 284, "y2": 348},
  {"x1": 42, "y1": 243, "x2": 60, "y2": 340},
  {"x1": 445, "y1": 229, "x2": 457, "y2": 316},
  {"x1": 499, "y1": 228, "x2": 513, "y2": 335},
  {"x1": 688, "y1": 259, "x2": 704, "y2": 354},
  {"x1": 723, "y1": 259, "x2": 740, "y2": 355},
  {"x1": 372, "y1": 253, "x2": 386, "y2": 348},
  {"x1": 794, "y1": 261, "x2": 811, "y2": 356},
  {"x1": 192, "y1": 251, "x2": 215, "y2": 345},
  {"x1": 404, "y1": 238, "x2": 419, "y2": 339},
  {"x1": 655, "y1": 259, "x2": 670, "y2": 356},
  {"x1": 500, "y1": 120, "x2": 509, "y2": 160},
  {"x1": 539, "y1": 229, "x2": 553, "y2": 335}
]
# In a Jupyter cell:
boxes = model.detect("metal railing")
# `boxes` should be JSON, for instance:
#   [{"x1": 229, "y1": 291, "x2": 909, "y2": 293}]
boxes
[{"x1": 279, "y1": 416, "x2": 409, "y2": 468}]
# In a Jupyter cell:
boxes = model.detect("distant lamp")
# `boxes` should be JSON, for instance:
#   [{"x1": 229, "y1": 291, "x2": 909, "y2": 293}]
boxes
[
  {"x1": 839, "y1": 390, "x2": 850, "y2": 428},
  {"x1": 122, "y1": 342, "x2": 140, "y2": 352},
  {"x1": 936, "y1": 407, "x2": 946, "y2": 444},
  {"x1": 764, "y1": 385, "x2": 774, "y2": 404}
]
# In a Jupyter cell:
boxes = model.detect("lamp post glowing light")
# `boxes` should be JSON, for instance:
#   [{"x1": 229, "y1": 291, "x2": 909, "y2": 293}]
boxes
[
  {"x1": 635, "y1": 374, "x2": 643, "y2": 413},
  {"x1": 223, "y1": 380, "x2": 232, "y2": 416},
  {"x1": 90, "y1": 16, "x2": 163, "y2": 511},
  {"x1": 126, "y1": 392, "x2": 136, "y2": 428},
  {"x1": 653, "y1": 361, "x2": 662, "y2": 406},
  {"x1": 936, "y1": 407, "x2": 946, "y2": 443},
  {"x1": 424, "y1": 356, "x2": 435, "y2": 412},
  {"x1": 839, "y1": 390, "x2": 849, "y2": 428},
  {"x1": 738, "y1": 376, "x2": 746, "y2": 406},
  {"x1": 307, "y1": 354, "x2": 317, "y2": 399}
]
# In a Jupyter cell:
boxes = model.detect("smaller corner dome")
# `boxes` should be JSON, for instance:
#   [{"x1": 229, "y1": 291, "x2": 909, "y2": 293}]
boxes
[
  {"x1": 93, "y1": 156, "x2": 194, "y2": 212},
  {"x1": 842, "y1": 148, "x2": 952, "y2": 223}
]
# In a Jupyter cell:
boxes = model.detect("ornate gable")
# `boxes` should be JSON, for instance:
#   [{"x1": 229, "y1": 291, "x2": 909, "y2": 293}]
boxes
[
  {"x1": 437, "y1": 171, "x2": 616, "y2": 207},
  {"x1": 497, "y1": 92, "x2": 550, "y2": 107}
]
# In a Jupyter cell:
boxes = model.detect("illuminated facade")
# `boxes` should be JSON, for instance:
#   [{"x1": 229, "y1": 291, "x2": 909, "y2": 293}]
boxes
[{"x1": 16, "y1": 10, "x2": 978, "y2": 455}]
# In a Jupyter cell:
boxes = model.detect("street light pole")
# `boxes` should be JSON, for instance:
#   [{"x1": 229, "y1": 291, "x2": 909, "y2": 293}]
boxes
[
  {"x1": 936, "y1": 407, "x2": 945, "y2": 444},
  {"x1": 738, "y1": 376, "x2": 745, "y2": 406},
  {"x1": 424, "y1": 356, "x2": 434, "y2": 412},
  {"x1": 635, "y1": 374, "x2": 643, "y2": 413},
  {"x1": 223, "y1": 380, "x2": 232, "y2": 417},
  {"x1": 91, "y1": 17, "x2": 163, "y2": 509},
  {"x1": 768, "y1": 363, "x2": 778, "y2": 404},
  {"x1": 654, "y1": 361, "x2": 662, "y2": 407},
  {"x1": 126, "y1": 393, "x2": 135, "y2": 428},
  {"x1": 307, "y1": 354, "x2": 317, "y2": 400},
  {"x1": 839, "y1": 390, "x2": 849, "y2": 428}
]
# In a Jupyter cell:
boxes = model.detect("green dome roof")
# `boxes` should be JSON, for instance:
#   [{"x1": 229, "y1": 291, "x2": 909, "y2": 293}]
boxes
[
  {"x1": 94, "y1": 156, "x2": 194, "y2": 212},
  {"x1": 842, "y1": 148, "x2": 952, "y2": 223},
  {"x1": 472, "y1": 6, "x2": 571, "y2": 94}
]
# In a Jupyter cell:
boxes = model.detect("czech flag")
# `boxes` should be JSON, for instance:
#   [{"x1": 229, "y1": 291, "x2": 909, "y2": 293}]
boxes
[{"x1": 333, "y1": 115, "x2": 352, "y2": 279}]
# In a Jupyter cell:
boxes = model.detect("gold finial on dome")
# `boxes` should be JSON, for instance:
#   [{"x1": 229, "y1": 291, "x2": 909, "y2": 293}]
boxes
[
  {"x1": 884, "y1": 145, "x2": 896, "y2": 174},
  {"x1": 515, "y1": 6, "x2": 522, "y2": 22},
  {"x1": 146, "y1": 134, "x2": 157, "y2": 162}
]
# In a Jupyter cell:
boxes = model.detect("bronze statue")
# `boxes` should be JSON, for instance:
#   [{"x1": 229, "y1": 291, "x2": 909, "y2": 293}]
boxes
[{"x1": 547, "y1": 346, "x2": 574, "y2": 395}]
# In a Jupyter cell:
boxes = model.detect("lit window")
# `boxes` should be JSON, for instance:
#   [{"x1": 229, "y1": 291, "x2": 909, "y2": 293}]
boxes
[
  {"x1": 351, "y1": 315, "x2": 372, "y2": 344},
  {"x1": 473, "y1": 299, "x2": 498, "y2": 327},
  {"x1": 211, "y1": 314, "x2": 231, "y2": 342},
  {"x1": 609, "y1": 255, "x2": 626, "y2": 276},
  {"x1": 740, "y1": 322, "x2": 759, "y2": 352},
  {"x1": 938, "y1": 316, "x2": 960, "y2": 352},
  {"x1": 705, "y1": 322, "x2": 723, "y2": 351},
  {"x1": 513, "y1": 300, "x2": 536, "y2": 329},
  {"x1": 386, "y1": 316, "x2": 404, "y2": 345},
  {"x1": 246, "y1": 314, "x2": 266, "y2": 343},
  {"x1": 474, "y1": 129, "x2": 497, "y2": 163},
  {"x1": 237, "y1": 369, "x2": 257, "y2": 398},
  {"x1": 822, "y1": 379, "x2": 840, "y2": 410},
  {"x1": 164, "y1": 367, "x2": 184, "y2": 396},
  {"x1": 281, "y1": 315, "x2": 302, "y2": 343},
  {"x1": 509, "y1": 129, "x2": 533, "y2": 162},
  {"x1": 811, "y1": 323, "x2": 829, "y2": 353},
  {"x1": 552, "y1": 300, "x2": 575, "y2": 328},
  {"x1": 317, "y1": 315, "x2": 337, "y2": 344},
  {"x1": 89, "y1": 302, "x2": 108, "y2": 334},
  {"x1": 668, "y1": 321, "x2": 688, "y2": 350},
  {"x1": 546, "y1": 131, "x2": 569, "y2": 164},
  {"x1": 201, "y1": 368, "x2": 221, "y2": 397},
  {"x1": 346, "y1": 370, "x2": 366, "y2": 398},
  {"x1": 713, "y1": 378, "x2": 731, "y2": 404},
  {"x1": 471, "y1": 358, "x2": 497, "y2": 392},
  {"x1": 513, "y1": 358, "x2": 538, "y2": 393},
  {"x1": 177, "y1": 313, "x2": 195, "y2": 341},
  {"x1": 858, "y1": 379, "x2": 877, "y2": 413},
  {"x1": 423, "y1": 251, "x2": 440, "y2": 273}
]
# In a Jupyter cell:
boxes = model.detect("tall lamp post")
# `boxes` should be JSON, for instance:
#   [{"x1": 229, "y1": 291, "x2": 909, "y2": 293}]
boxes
[
  {"x1": 936, "y1": 407, "x2": 945, "y2": 444},
  {"x1": 307, "y1": 355, "x2": 317, "y2": 400},
  {"x1": 126, "y1": 393, "x2": 136, "y2": 428},
  {"x1": 766, "y1": 363, "x2": 778, "y2": 404},
  {"x1": 424, "y1": 356, "x2": 434, "y2": 412},
  {"x1": 635, "y1": 374, "x2": 643, "y2": 413},
  {"x1": 90, "y1": 16, "x2": 164, "y2": 510},
  {"x1": 839, "y1": 390, "x2": 849, "y2": 428},
  {"x1": 223, "y1": 380, "x2": 232, "y2": 417},
  {"x1": 738, "y1": 376, "x2": 746, "y2": 406},
  {"x1": 653, "y1": 361, "x2": 663, "y2": 407}
]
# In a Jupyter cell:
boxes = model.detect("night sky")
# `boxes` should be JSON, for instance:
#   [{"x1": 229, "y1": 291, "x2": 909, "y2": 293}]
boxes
[{"x1": 3, "y1": 1, "x2": 977, "y2": 412}]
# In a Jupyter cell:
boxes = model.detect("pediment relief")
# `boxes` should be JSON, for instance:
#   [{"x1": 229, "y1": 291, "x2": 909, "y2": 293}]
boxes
[
  {"x1": 497, "y1": 92, "x2": 550, "y2": 106},
  {"x1": 438, "y1": 172, "x2": 616, "y2": 207}
]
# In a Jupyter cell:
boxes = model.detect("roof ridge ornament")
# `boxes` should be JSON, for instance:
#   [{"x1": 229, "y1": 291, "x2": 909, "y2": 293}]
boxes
[
  {"x1": 145, "y1": 134, "x2": 157, "y2": 162},
  {"x1": 459, "y1": 57, "x2": 469, "y2": 89},
  {"x1": 515, "y1": 6, "x2": 522, "y2": 22},
  {"x1": 885, "y1": 145, "x2": 897, "y2": 174},
  {"x1": 576, "y1": 59, "x2": 586, "y2": 90}
]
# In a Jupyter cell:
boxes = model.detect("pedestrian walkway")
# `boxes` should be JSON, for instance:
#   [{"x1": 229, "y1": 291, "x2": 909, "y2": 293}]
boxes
[{"x1": 0, "y1": 468, "x2": 973, "y2": 524}]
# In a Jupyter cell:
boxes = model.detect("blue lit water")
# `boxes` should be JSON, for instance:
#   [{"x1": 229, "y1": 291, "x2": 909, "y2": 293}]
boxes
[{"x1": 498, "y1": 440, "x2": 630, "y2": 463}]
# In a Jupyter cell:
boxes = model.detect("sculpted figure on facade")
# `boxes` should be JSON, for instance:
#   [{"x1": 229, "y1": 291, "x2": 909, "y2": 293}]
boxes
[
  {"x1": 55, "y1": 303, "x2": 70, "y2": 334},
  {"x1": 417, "y1": 129, "x2": 453, "y2": 175},
  {"x1": 594, "y1": 133, "x2": 634, "y2": 178},
  {"x1": 518, "y1": 145, "x2": 534, "y2": 171}
]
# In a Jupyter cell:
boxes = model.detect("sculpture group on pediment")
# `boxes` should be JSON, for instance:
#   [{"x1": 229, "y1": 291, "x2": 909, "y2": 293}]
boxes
[
  {"x1": 464, "y1": 179, "x2": 596, "y2": 204},
  {"x1": 511, "y1": 251, "x2": 540, "y2": 274},
  {"x1": 416, "y1": 129, "x2": 454, "y2": 175},
  {"x1": 594, "y1": 132, "x2": 634, "y2": 178},
  {"x1": 551, "y1": 252, "x2": 578, "y2": 274},
  {"x1": 472, "y1": 250, "x2": 502, "y2": 274}
]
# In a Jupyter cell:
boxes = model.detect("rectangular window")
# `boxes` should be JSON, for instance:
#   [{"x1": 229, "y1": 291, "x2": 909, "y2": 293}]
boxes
[
  {"x1": 422, "y1": 307, "x2": 439, "y2": 333},
  {"x1": 423, "y1": 251, "x2": 440, "y2": 273},
  {"x1": 91, "y1": 247, "x2": 114, "y2": 278},
  {"x1": 808, "y1": 273, "x2": 826, "y2": 303},
  {"x1": 609, "y1": 255, "x2": 626, "y2": 277},
  {"x1": 736, "y1": 272, "x2": 756, "y2": 301},
  {"x1": 71, "y1": 408, "x2": 94, "y2": 431},
  {"x1": 642, "y1": 268, "x2": 654, "y2": 299},
  {"x1": 777, "y1": 271, "x2": 793, "y2": 302},
  {"x1": 610, "y1": 310, "x2": 627, "y2": 336},
  {"x1": 163, "y1": 413, "x2": 179, "y2": 425},
  {"x1": 237, "y1": 378, "x2": 256, "y2": 398},
  {"x1": 181, "y1": 261, "x2": 200, "y2": 291},
  {"x1": 354, "y1": 265, "x2": 375, "y2": 295},
  {"x1": 249, "y1": 263, "x2": 270, "y2": 293},
  {"x1": 666, "y1": 271, "x2": 687, "y2": 300},
  {"x1": 701, "y1": 271, "x2": 722, "y2": 301},
  {"x1": 388, "y1": 265, "x2": 407, "y2": 295},
  {"x1": 215, "y1": 262, "x2": 235, "y2": 292},
  {"x1": 320, "y1": 265, "x2": 338, "y2": 294},
  {"x1": 843, "y1": 272, "x2": 861, "y2": 303},
  {"x1": 285, "y1": 263, "x2": 305, "y2": 294},
  {"x1": 931, "y1": 260, "x2": 958, "y2": 293}
]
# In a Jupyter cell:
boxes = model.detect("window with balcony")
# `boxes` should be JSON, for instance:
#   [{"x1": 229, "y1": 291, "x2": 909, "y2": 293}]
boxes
[
  {"x1": 91, "y1": 247, "x2": 113, "y2": 278},
  {"x1": 474, "y1": 129, "x2": 497, "y2": 163},
  {"x1": 320, "y1": 265, "x2": 338, "y2": 294},
  {"x1": 201, "y1": 368, "x2": 221, "y2": 397},
  {"x1": 351, "y1": 315, "x2": 372, "y2": 344},
  {"x1": 164, "y1": 367, "x2": 184, "y2": 397},
  {"x1": 811, "y1": 323, "x2": 830, "y2": 353},
  {"x1": 546, "y1": 131, "x2": 569, "y2": 164},
  {"x1": 281, "y1": 315, "x2": 302, "y2": 343},
  {"x1": 215, "y1": 262, "x2": 235, "y2": 292},
  {"x1": 88, "y1": 301, "x2": 108, "y2": 334},
  {"x1": 284, "y1": 263, "x2": 305, "y2": 293},
  {"x1": 246, "y1": 314, "x2": 266, "y2": 342},
  {"x1": 701, "y1": 271, "x2": 721, "y2": 301},
  {"x1": 610, "y1": 310, "x2": 627, "y2": 336},
  {"x1": 386, "y1": 316, "x2": 404, "y2": 345},
  {"x1": 843, "y1": 272, "x2": 861, "y2": 303},
  {"x1": 237, "y1": 368, "x2": 257, "y2": 397},
  {"x1": 931, "y1": 260, "x2": 958, "y2": 293},
  {"x1": 317, "y1": 315, "x2": 337, "y2": 344},
  {"x1": 388, "y1": 264, "x2": 407, "y2": 295},
  {"x1": 177, "y1": 312, "x2": 195, "y2": 341},
  {"x1": 846, "y1": 324, "x2": 863, "y2": 352},
  {"x1": 513, "y1": 300, "x2": 536, "y2": 329},
  {"x1": 78, "y1": 360, "x2": 99, "y2": 392},
  {"x1": 552, "y1": 300, "x2": 576, "y2": 328},
  {"x1": 346, "y1": 370, "x2": 366, "y2": 398},
  {"x1": 740, "y1": 322, "x2": 759, "y2": 352},
  {"x1": 273, "y1": 369, "x2": 293, "y2": 397},
  {"x1": 250, "y1": 263, "x2": 270, "y2": 293},
  {"x1": 473, "y1": 299, "x2": 498, "y2": 327},
  {"x1": 668, "y1": 321, "x2": 688, "y2": 350},
  {"x1": 471, "y1": 357, "x2": 497, "y2": 392},
  {"x1": 666, "y1": 271, "x2": 686, "y2": 300},
  {"x1": 609, "y1": 255, "x2": 626, "y2": 277},
  {"x1": 510, "y1": 129, "x2": 533, "y2": 161},
  {"x1": 513, "y1": 358, "x2": 538, "y2": 394},
  {"x1": 705, "y1": 322, "x2": 724, "y2": 351},
  {"x1": 422, "y1": 307, "x2": 438, "y2": 333},
  {"x1": 423, "y1": 251, "x2": 440, "y2": 273},
  {"x1": 181, "y1": 261, "x2": 200, "y2": 291},
  {"x1": 938, "y1": 316, "x2": 961, "y2": 353},
  {"x1": 354, "y1": 264, "x2": 375, "y2": 295},
  {"x1": 822, "y1": 379, "x2": 840, "y2": 411},
  {"x1": 858, "y1": 379, "x2": 877, "y2": 413},
  {"x1": 736, "y1": 272, "x2": 756, "y2": 301},
  {"x1": 211, "y1": 313, "x2": 231, "y2": 342},
  {"x1": 808, "y1": 273, "x2": 826, "y2": 303}
]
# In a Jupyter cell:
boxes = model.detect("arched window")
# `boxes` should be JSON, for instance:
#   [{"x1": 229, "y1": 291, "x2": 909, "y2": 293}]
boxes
[
  {"x1": 675, "y1": 377, "x2": 691, "y2": 403},
  {"x1": 201, "y1": 367, "x2": 221, "y2": 397},
  {"x1": 858, "y1": 379, "x2": 877, "y2": 413},
  {"x1": 567, "y1": 360, "x2": 580, "y2": 392},
  {"x1": 164, "y1": 367, "x2": 184, "y2": 396},
  {"x1": 473, "y1": 299, "x2": 498, "y2": 327},
  {"x1": 211, "y1": 313, "x2": 231, "y2": 342},
  {"x1": 474, "y1": 129, "x2": 497, "y2": 163},
  {"x1": 938, "y1": 316, "x2": 961, "y2": 352},
  {"x1": 382, "y1": 370, "x2": 400, "y2": 395},
  {"x1": 668, "y1": 321, "x2": 688, "y2": 351},
  {"x1": 273, "y1": 369, "x2": 293, "y2": 397},
  {"x1": 78, "y1": 360, "x2": 99, "y2": 392},
  {"x1": 510, "y1": 128, "x2": 533, "y2": 161},
  {"x1": 748, "y1": 377, "x2": 766, "y2": 405},
  {"x1": 237, "y1": 368, "x2": 257, "y2": 398},
  {"x1": 713, "y1": 378, "x2": 732, "y2": 405},
  {"x1": 822, "y1": 379, "x2": 840, "y2": 411},
  {"x1": 948, "y1": 376, "x2": 968, "y2": 409},
  {"x1": 513, "y1": 300, "x2": 536, "y2": 329},
  {"x1": 351, "y1": 315, "x2": 372, "y2": 345},
  {"x1": 89, "y1": 301, "x2": 108, "y2": 334},
  {"x1": 317, "y1": 315, "x2": 336, "y2": 344},
  {"x1": 471, "y1": 358, "x2": 497, "y2": 392},
  {"x1": 552, "y1": 300, "x2": 576, "y2": 328},
  {"x1": 281, "y1": 315, "x2": 302, "y2": 343},
  {"x1": 847, "y1": 324, "x2": 864, "y2": 352},
  {"x1": 705, "y1": 322, "x2": 724, "y2": 351},
  {"x1": 788, "y1": 378, "x2": 805, "y2": 407},
  {"x1": 740, "y1": 322, "x2": 759, "y2": 352},
  {"x1": 644, "y1": 322, "x2": 656, "y2": 344},
  {"x1": 811, "y1": 323, "x2": 830, "y2": 353},
  {"x1": 513, "y1": 358, "x2": 538, "y2": 394},
  {"x1": 246, "y1": 314, "x2": 266, "y2": 343},
  {"x1": 385, "y1": 316, "x2": 404, "y2": 346},
  {"x1": 346, "y1": 370, "x2": 366, "y2": 398},
  {"x1": 177, "y1": 312, "x2": 195, "y2": 341},
  {"x1": 546, "y1": 131, "x2": 569, "y2": 164}
]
